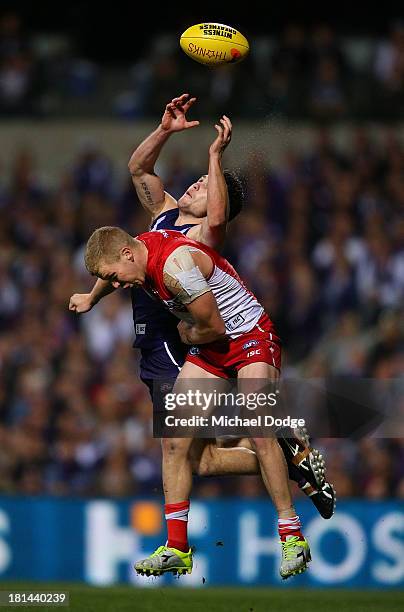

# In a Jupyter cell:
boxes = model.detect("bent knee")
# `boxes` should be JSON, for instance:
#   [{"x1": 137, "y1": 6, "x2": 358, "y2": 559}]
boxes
[
  {"x1": 191, "y1": 446, "x2": 214, "y2": 477},
  {"x1": 192, "y1": 459, "x2": 211, "y2": 477},
  {"x1": 195, "y1": 455, "x2": 214, "y2": 477},
  {"x1": 250, "y1": 437, "x2": 278, "y2": 452}
]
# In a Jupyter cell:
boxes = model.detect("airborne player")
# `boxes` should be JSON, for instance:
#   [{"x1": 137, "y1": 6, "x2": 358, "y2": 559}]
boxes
[
  {"x1": 70, "y1": 93, "x2": 335, "y2": 579},
  {"x1": 84, "y1": 225, "x2": 312, "y2": 579}
]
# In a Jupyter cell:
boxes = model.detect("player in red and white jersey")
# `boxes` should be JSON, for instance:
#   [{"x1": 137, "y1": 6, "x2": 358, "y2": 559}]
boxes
[
  {"x1": 141, "y1": 229, "x2": 265, "y2": 330},
  {"x1": 71, "y1": 93, "x2": 334, "y2": 534},
  {"x1": 85, "y1": 225, "x2": 312, "y2": 580},
  {"x1": 135, "y1": 228, "x2": 282, "y2": 375}
]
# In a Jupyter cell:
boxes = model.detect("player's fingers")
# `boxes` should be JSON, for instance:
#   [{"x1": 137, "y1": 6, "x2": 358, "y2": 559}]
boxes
[
  {"x1": 174, "y1": 100, "x2": 186, "y2": 113},
  {"x1": 223, "y1": 114, "x2": 232, "y2": 130},
  {"x1": 223, "y1": 117, "x2": 232, "y2": 135},
  {"x1": 222, "y1": 117, "x2": 232, "y2": 141},
  {"x1": 220, "y1": 117, "x2": 230, "y2": 139},
  {"x1": 186, "y1": 120, "x2": 200, "y2": 128},
  {"x1": 171, "y1": 99, "x2": 187, "y2": 112},
  {"x1": 221, "y1": 116, "x2": 232, "y2": 135},
  {"x1": 214, "y1": 124, "x2": 223, "y2": 138},
  {"x1": 183, "y1": 97, "x2": 197, "y2": 112},
  {"x1": 220, "y1": 117, "x2": 228, "y2": 130},
  {"x1": 172, "y1": 93, "x2": 188, "y2": 104},
  {"x1": 166, "y1": 103, "x2": 178, "y2": 118}
]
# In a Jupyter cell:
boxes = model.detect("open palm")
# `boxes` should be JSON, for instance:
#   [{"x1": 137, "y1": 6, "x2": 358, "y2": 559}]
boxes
[{"x1": 161, "y1": 93, "x2": 200, "y2": 132}]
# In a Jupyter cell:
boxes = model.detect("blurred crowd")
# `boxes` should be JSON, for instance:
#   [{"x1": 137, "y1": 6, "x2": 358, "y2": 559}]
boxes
[
  {"x1": 0, "y1": 119, "x2": 403, "y2": 501},
  {"x1": 1, "y1": 10, "x2": 404, "y2": 120}
]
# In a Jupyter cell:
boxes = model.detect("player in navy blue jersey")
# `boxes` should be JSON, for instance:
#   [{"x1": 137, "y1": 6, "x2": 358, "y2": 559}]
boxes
[{"x1": 69, "y1": 93, "x2": 335, "y2": 520}]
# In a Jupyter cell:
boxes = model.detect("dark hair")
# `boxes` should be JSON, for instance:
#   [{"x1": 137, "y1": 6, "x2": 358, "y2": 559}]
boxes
[{"x1": 224, "y1": 169, "x2": 244, "y2": 221}]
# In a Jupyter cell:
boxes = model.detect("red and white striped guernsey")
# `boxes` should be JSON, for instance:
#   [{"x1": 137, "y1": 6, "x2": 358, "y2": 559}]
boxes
[{"x1": 137, "y1": 229, "x2": 267, "y2": 339}]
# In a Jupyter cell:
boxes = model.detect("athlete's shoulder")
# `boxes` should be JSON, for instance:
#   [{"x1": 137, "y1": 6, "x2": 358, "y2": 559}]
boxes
[
  {"x1": 136, "y1": 230, "x2": 161, "y2": 243},
  {"x1": 138, "y1": 229, "x2": 184, "y2": 240},
  {"x1": 138, "y1": 229, "x2": 218, "y2": 259},
  {"x1": 137, "y1": 230, "x2": 189, "y2": 258}
]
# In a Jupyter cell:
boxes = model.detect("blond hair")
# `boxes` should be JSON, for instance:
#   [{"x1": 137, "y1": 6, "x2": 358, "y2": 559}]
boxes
[{"x1": 84, "y1": 226, "x2": 135, "y2": 275}]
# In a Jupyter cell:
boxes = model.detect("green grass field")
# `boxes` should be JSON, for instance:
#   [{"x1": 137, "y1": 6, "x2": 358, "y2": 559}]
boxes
[{"x1": 0, "y1": 584, "x2": 403, "y2": 612}]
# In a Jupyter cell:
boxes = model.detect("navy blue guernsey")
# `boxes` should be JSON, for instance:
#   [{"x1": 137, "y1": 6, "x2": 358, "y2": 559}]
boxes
[{"x1": 131, "y1": 208, "x2": 196, "y2": 349}]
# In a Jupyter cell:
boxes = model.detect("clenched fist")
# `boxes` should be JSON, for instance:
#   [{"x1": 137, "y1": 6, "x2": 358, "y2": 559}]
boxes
[{"x1": 68, "y1": 293, "x2": 94, "y2": 314}]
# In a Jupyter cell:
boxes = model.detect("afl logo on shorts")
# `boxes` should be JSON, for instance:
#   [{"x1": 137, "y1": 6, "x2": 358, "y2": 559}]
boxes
[
  {"x1": 243, "y1": 340, "x2": 259, "y2": 350},
  {"x1": 189, "y1": 346, "x2": 200, "y2": 356}
]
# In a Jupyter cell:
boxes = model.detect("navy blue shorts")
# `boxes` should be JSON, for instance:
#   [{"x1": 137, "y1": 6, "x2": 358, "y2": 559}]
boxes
[{"x1": 139, "y1": 340, "x2": 187, "y2": 402}]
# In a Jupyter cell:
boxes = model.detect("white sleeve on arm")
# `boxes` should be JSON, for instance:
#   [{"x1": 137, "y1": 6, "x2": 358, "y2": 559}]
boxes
[{"x1": 163, "y1": 246, "x2": 211, "y2": 305}]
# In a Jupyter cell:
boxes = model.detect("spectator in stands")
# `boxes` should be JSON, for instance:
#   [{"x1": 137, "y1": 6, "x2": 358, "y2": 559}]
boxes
[
  {"x1": 308, "y1": 57, "x2": 348, "y2": 120},
  {"x1": 373, "y1": 21, "x2": 404, "y2": 117},
  {"x1": 309, "y1": 23, "x2": 348, "y2": 77},
  {"x1": 0, "y1": 11, "x2": 38, "y2": 115}
]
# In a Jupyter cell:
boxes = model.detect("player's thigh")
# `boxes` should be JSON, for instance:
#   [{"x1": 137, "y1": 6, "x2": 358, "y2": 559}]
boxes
[
  {"x1": 237, "y1": 362, "x2": 279, "y2": 409},
  {"x1": 238, "y1": 361, "x2": 279, "y2": 380},
  {"x1": 171, "y1": 360, "x2": 229, "y2": 431},
  {"x1": 173, "y1": 360, "x2": 229, "y2": 394},
  {"x1": 178, "y1": 360, "x2": 222, "y2": 379}
]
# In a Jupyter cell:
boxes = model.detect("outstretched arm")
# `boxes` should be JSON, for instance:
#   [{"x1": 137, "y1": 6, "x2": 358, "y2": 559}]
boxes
[
  {"x1": 187, "y1": 115, "x2": 232, "y2": 250},
  {"x1": 128, "y1": 93, "x2": 200, "y2": 220},
  {"x1": 69, "y1": 278, "x2": 116, "y2": 313}
]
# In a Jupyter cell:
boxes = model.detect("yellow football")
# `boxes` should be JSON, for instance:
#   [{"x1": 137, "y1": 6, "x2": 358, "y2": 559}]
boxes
[{"x1": 180, "y1": 23, "x2": 249, "y2": 66}]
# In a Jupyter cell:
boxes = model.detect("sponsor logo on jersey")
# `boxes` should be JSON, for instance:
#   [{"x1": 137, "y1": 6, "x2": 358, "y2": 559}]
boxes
[
  {"x1": 136, "y1": 324, "x2": 146, "y2": 334},
  {"x1": 242, "y1": 340, "x2": 259, "y2": 350},
  {"x1": 225, "y1": 313, "x2": 246, "y2": 332},
  {"x1": 189, "y1": 346, "x2": 200, "y2": 356}
]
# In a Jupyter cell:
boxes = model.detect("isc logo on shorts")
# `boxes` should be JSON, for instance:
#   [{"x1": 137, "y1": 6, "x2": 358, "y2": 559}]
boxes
[
  {"x1": 247, "y1": 349, "x2": 261, "y2": 358},
  {"x1": 242, "y1": 340, "x2": 259, "y2": 350},
  {"x1": 189, "y1": 346, "x2": 200, "y2": 356},
  {"x1": 136, "y1": 324, "x2": 146, "y2": 334}
]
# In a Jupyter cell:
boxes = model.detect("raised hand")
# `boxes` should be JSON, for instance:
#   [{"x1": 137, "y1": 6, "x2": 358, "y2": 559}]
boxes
[
  {"x1": 209, "y1": 115, "x2": 232, "y2": 157},
  {"x1": 160, "y1": 93, "x2": 200, "y2": 133}
]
